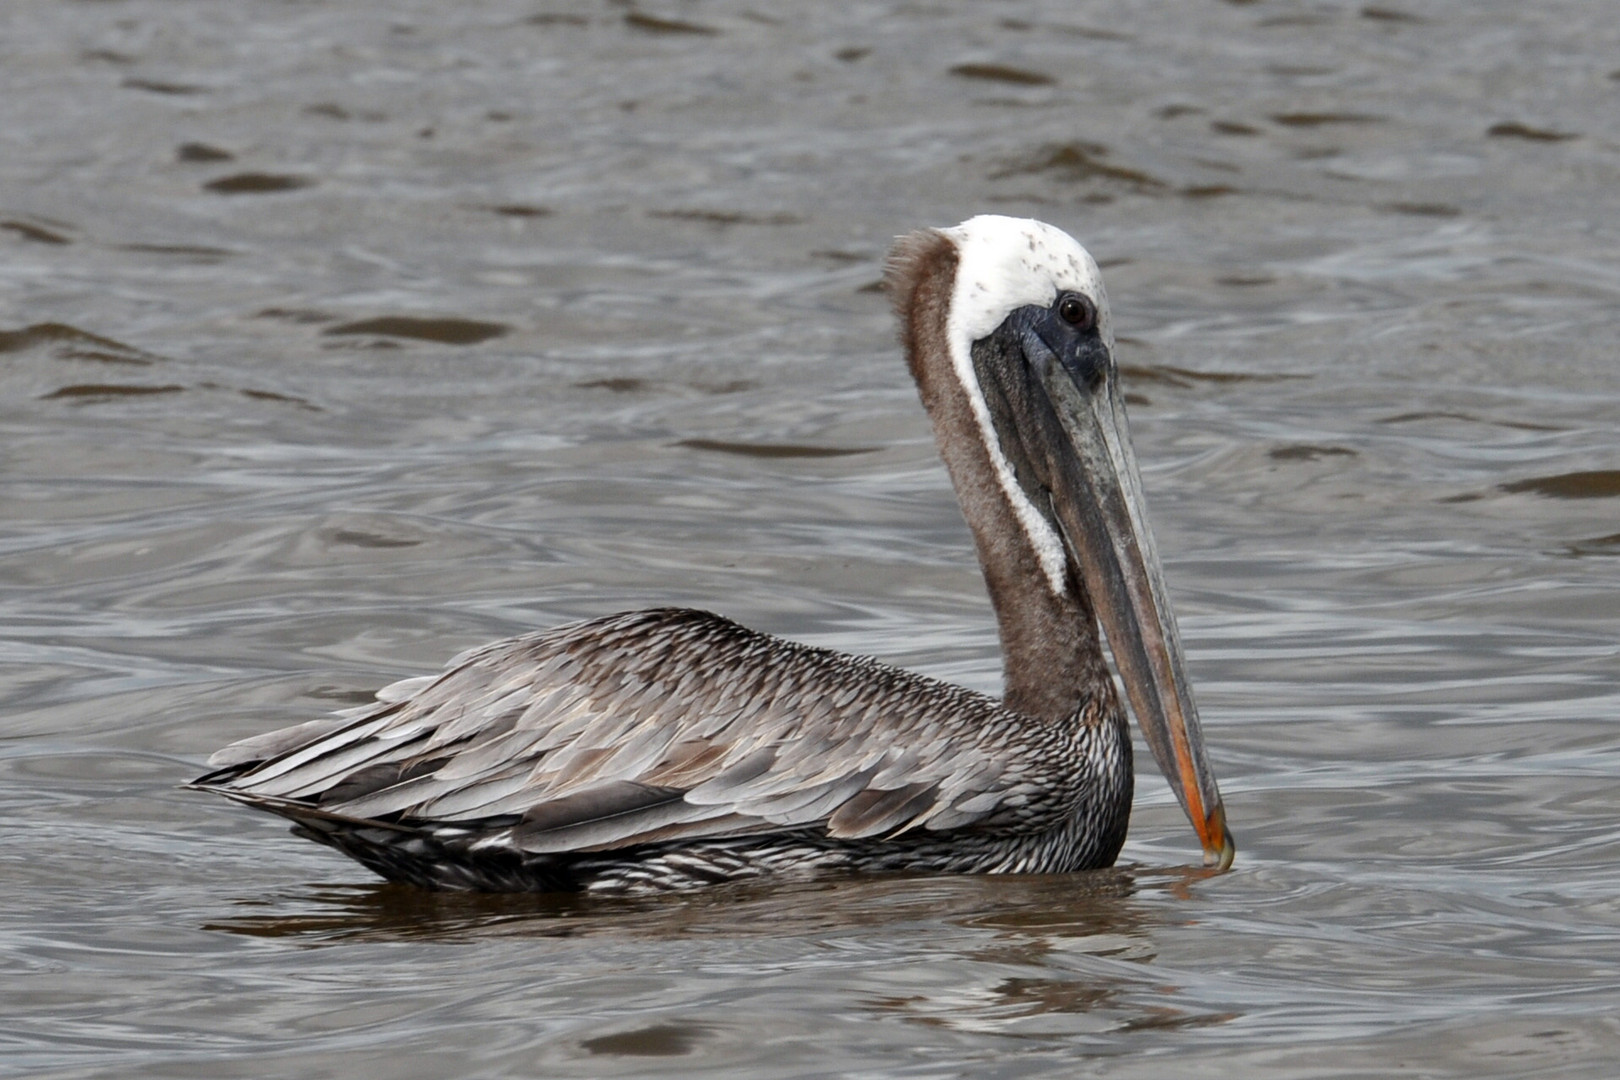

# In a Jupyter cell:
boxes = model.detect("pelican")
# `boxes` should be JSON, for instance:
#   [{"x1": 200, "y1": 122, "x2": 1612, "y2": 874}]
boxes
[{"x1": 190, "y1": 215, "x2": 1233, "y2": 894}]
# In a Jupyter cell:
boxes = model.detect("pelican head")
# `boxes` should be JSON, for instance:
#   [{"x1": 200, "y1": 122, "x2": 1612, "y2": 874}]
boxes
[{"x1": 889, "y1": 215, "x2": 1233, "y2": 869}]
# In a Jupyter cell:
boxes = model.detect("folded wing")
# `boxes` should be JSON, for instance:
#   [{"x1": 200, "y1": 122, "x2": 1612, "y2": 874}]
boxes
[{"x1": 193, "y1": 609, "x2": 1062, "y2": 854}]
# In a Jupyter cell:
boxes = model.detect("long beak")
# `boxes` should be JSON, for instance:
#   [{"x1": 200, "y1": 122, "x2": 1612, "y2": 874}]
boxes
[{"x1": 1040, "y1": 365, "x2": 1234, "y2": 869}]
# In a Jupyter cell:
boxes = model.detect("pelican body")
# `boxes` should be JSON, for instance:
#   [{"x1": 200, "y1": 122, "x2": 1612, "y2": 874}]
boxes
[{"x1": 191, "y1": 216, "x2": 1233, "y2": 894}]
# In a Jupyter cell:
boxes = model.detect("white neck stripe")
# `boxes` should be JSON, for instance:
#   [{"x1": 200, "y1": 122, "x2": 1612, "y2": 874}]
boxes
[{"x1": 943, "y1": 320, "x2": 1071, "y2": 596}]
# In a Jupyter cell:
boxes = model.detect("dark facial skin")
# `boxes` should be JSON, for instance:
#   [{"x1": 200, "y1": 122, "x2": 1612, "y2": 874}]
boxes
[
  {"x1": 967, "y1": 291, "x2": 1111, "y2": 527},
  {"x1": 1009, "y1": 291, "x2": 1110, "y2": 391}
]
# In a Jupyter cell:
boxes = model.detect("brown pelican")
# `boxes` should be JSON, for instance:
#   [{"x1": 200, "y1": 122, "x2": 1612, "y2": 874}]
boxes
[{"x1": 190, "y1": 215, "x2": 1233, "y2": 894}]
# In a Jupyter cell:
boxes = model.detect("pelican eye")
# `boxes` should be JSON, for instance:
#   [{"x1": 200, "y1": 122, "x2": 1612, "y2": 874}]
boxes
[{"x1": 1056, "y1": 293, "x2": 1096, "y2": 331}]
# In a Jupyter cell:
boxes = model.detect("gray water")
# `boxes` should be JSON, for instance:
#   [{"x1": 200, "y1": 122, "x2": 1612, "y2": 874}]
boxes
[{"x1": 4, "y1": 1, "x2": 1620, "y2": 1076}]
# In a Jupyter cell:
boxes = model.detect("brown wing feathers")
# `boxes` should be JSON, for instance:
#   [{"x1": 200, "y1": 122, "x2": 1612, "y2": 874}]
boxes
[{"x1": 194, "y1": 609, "x2": 1043, "y2": 855}]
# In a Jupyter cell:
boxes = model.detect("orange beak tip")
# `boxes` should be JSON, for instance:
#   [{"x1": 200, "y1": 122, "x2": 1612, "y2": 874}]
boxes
[{"x1": 1200, "y1": 808, "x2": 1235, "y2": 872}]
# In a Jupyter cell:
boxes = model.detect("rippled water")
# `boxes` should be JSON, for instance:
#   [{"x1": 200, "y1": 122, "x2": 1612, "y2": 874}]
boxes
[{"x1": 4, "y1": 1, "x2": 1620, "y2": 1076}]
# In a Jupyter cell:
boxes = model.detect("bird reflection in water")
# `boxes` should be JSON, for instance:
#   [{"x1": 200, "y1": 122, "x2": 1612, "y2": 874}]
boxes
[{"x1": 204, "y1": 867, "x2": 1144, "y2": 944}]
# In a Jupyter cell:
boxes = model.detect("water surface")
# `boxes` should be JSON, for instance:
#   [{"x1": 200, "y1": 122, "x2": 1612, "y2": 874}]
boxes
[{"x1": 3, "y1": 2, "x2": 1620, "y2": 1077}]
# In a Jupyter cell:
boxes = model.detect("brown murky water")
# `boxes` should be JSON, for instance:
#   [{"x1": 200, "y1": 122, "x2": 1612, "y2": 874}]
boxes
[{"x1": 4, "y1": 2, "x2": 1620, "y2": 1076}]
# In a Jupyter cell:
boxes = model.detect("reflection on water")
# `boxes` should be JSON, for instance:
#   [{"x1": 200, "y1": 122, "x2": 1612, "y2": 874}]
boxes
[
  {"x1": 4, "y1": 0, "x2": 1620, "y2": 1076},
  {"x1": 204, "y1": 882, "x2": 598, "y2": 943},
  {"x1": 200, "y1": 870, "x2": 1195, "y2": 1042},
  {"x1": 205, "y1": 870, "x2": 1143, "y2": 947}
]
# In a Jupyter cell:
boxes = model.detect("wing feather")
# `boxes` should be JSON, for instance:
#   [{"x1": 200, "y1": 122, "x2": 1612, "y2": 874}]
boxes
[
  {"x1": 200, "y1": 608, "x2": 1072, "y2": 855},
  {"x1": 826, "y1": 782, "x2": 940, "y2": 839},
  {"x1": 236, "y1": 711, "x2": 413, "y2": 795},
  {"x1": 205, "y1": 716, "x2": 350, "y2": 769}
]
